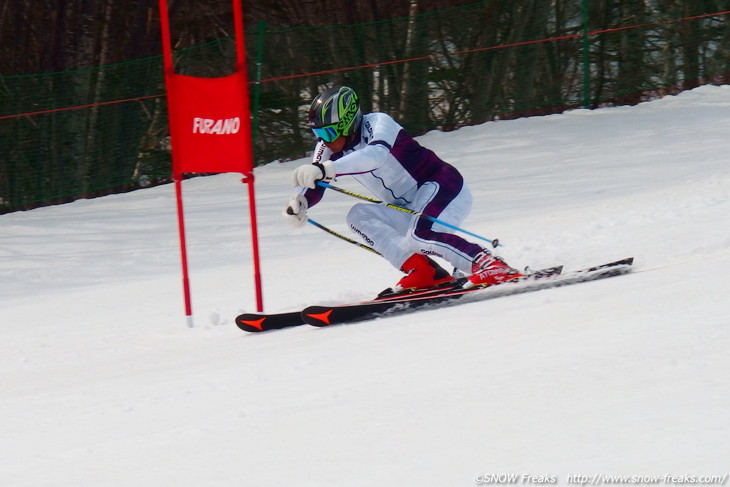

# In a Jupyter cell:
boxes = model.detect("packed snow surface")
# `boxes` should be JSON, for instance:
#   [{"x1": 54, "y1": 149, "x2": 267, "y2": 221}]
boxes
[{"x1": 2, "y1": 86, "x2": 729, "y2": 486}]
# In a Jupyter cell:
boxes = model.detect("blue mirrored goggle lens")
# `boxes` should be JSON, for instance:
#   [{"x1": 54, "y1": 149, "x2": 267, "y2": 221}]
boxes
[{"x1": 312, "y1": 125, "x2": 339, "y2": 143}]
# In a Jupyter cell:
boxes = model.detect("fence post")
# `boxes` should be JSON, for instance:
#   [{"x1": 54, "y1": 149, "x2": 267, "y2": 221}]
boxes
[
  {"x1": 251, "y1": 20, "x2": 266, "y2": 151},
  {"x1": 581, "y1": 0, "x2": 591, "y2": 108}
]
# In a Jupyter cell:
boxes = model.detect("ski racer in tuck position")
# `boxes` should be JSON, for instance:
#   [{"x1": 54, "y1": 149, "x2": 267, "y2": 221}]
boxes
[{"x1": 284, "y1": 85, "x2": 520, "y2": 292}]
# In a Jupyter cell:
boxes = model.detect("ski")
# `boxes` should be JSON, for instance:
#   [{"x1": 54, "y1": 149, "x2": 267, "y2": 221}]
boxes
[
  {"x1": 234, "y1": 281, "x2": 466, "y2": 332},
  {"x1": 301, "y1": 257, "x2": 633, "y2": 327},
  {"x1": 235, "y1": 311, "x2": 303, "y2": 333},
  {"x1": 234, "y1": 263, "x2": 563, "y2": 333}
]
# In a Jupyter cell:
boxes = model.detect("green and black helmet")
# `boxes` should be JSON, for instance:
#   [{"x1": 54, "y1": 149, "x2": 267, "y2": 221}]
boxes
[{"x1": 307, "y1": 86, "x2": 362, "y2": 143}]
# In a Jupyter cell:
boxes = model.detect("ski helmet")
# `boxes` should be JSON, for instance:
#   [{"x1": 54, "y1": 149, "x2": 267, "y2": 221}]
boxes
[{"x1": 307, "y1": 86, "x2": 362, "y2": 143}]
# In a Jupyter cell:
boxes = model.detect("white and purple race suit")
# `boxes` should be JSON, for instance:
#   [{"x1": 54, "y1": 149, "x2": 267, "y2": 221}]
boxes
[{"x1": 301, "y1": 112, "x2": 484, "y2": 273}]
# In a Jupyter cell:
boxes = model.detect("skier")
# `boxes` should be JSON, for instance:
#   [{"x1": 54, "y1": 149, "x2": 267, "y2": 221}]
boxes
[{"x1": 284, "y1": 85, "x2": 521, "y2": 291}]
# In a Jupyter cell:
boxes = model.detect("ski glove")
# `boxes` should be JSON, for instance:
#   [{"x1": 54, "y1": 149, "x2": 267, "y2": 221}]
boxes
[
  {"x1": 291, "y1": 161, "x2": 335, "y2": 189},
  {"x1": 283, "y1": 193, "x2": 308, "y2": 228}
]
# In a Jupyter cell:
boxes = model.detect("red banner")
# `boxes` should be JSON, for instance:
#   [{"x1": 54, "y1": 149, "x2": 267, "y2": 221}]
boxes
[
  {"x1": 160, "y1": 0, "x2": 263, "y2": 317},
  {"x1": 167, "y1": 72, "x2": 252, "y2": 176}
]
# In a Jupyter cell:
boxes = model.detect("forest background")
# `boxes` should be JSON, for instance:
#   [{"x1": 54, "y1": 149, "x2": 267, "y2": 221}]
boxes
[{"x1": 1, "y1": 0, "x2": 729, "y2": 212}]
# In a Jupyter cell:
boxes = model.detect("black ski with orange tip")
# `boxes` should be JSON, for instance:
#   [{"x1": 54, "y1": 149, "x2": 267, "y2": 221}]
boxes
[
  {"x1": 234, "y1": 282, "x2": 464, "y2": 332},
  {"x1": 235, "y1": 311, "x2": 303, "y2": 333},
  {"x1": 233, "y1": 262, "x2": 570, "y2": 333},
  {"x1": 301, "y1": 258, "x2": 633, "y2": 327}
]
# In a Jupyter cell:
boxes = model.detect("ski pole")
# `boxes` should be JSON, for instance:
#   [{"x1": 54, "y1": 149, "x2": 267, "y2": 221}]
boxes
[
  {"x1": 307, "y1": 218, "x2": 382, "y2": 256},
  {"x1": 316, "y1": 181, "x2": 501, "y2": 248}
]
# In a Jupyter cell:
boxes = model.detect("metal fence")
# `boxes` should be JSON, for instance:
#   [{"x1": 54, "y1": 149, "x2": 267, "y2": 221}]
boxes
[{"x1": 2, "y1": 1, "x2": 729, "y2": 212}]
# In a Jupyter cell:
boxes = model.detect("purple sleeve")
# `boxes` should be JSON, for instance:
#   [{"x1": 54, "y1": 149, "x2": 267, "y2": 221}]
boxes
[{"x1": 303, "y1": 185, "x2": 326, "y2": 208}]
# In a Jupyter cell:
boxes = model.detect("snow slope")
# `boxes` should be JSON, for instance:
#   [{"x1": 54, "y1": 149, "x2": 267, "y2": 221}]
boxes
[{"x1": 1, "y1": 85, "x2": 729, "y2": 487}]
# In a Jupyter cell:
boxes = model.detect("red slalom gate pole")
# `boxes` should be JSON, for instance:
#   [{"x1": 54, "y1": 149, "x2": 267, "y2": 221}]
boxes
[
  {"x1": 174, "y1": 176, "x2": 194, "y2": 327},
  {"x1": 243, "y1": 172, "x2": 263, "y2": 312}
]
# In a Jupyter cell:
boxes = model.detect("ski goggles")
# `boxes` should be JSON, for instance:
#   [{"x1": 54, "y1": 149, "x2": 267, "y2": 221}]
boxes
[{"x1": 311, "y1": 124, "x2": 340, "y2": 143}]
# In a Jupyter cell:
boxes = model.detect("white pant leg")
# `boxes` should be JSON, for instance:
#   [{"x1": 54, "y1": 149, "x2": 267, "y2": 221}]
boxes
[
  {"x1": 408, "y1": 181, "x2": 478, "y2": 273},
  {"x1": 346, "y1": 181, "x2": 481, "y2": 272},
  {"x1": 346, "y1": 203, "x2": 416, "y2": 270}
]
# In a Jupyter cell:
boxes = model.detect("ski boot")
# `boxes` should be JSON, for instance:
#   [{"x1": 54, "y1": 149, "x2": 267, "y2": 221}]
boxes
[
  {"x1": 394, "y1": 254, "x2": 455, "y2": 292},
  {"x1": 465, "y1": 251, "x2": 523, "y2": 288}
]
